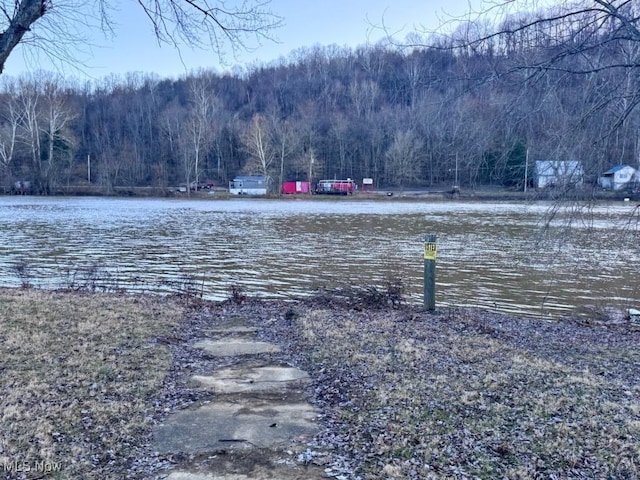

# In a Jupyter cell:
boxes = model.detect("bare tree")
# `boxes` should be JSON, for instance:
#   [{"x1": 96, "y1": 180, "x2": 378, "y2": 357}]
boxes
[
  {"x1": 0, "y1": 80, "x2": 21, "y2": 183},
  {"x1": 385, "y1": 129, "x2": 423, "y2": 191},
  {"x1": 183, "y1": 76, "x2": 216, "y2": 195},
  {"x1": 241, "y1": 113, "x2": 275, "y2": 181},
  {"x1": 41, "y1": 76, "x2": 76, "y2": 192},
  {"x1": 270, "y1": 115, "x2": 297, "y2": 194},
  {"x1": 427, "y1": 1, "x2": 640, "y2": 139},
  {"x1": 160, "y1": 100, "x2": 192, "y2": 193},
  {"x1": 0, "y1": 0, "x2": 282, "y2": 75},
  {"x1": 13, "y1": 73, "x2": 76, "y2": 194},
  {"x1": 136, "y1": 0, "x2": 282, "y2": 61},
  {"x1": 0, "y1": 0, "x2": 46, "y2": 74}
]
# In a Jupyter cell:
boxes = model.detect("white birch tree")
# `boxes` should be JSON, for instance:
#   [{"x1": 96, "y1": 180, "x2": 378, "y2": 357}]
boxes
[{"x1": 242, "y1": 113, "x2": 275, "y2": 183}]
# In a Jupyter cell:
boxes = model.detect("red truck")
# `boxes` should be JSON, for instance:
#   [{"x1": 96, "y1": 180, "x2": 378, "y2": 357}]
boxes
[{"x1": 315, "y1": 179, "x2": 357, "y2": 195}]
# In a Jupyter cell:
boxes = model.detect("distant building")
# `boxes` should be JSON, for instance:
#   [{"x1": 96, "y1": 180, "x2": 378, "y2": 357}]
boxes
[
  {"x1": 282, "y1": 181, "x2": 310, "y2": 194},
  {"x1": 534, "y1": 161, "x2": 584, "y2": 188},
  {"x1": 598, "y1": 165, "x2": 638, "y2": 191},
  {"x1": 362, "y1": 178, "x2": 374, "y2": 192},
  {"x1": 13, "y1": 180, "x2": 31, "y2": 195},
  {"x1": 229, "y1": 176, "x2": 272, "y2": 195}
]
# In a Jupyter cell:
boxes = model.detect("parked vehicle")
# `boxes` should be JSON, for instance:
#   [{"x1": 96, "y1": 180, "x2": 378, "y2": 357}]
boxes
[{"x1": 315, "y1": 179, "x2": 357, "y2": 195}]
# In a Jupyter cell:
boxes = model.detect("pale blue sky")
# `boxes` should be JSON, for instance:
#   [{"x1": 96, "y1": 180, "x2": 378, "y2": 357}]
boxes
[{"x1": 3, "y1": 0, "x2": 475, "y2": 81}]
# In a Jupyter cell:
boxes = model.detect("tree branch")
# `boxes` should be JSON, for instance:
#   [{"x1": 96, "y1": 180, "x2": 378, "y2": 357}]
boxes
[{"x1": 0, "y1": 0, "x2": 47, "y2": 73}]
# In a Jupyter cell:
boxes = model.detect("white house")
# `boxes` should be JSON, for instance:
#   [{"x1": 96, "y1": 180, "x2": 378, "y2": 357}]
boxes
[
  {"x1": 229, "y1": 175, "x2": 272, "y2": 195},
  {"x1": 534, "y1": 160, "x2": 584, "y2": 189},
  {"x1": 598, "y1": 165, "x2": 637, "y2": 191}
]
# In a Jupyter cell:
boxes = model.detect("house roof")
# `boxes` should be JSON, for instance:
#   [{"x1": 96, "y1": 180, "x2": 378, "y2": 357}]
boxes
[
  {"x1": 602, "y1": 165, "x2": 635, "y2": 175},
  {"x1": 232, "y1": 175, "x2": 267, "y2": 181}
]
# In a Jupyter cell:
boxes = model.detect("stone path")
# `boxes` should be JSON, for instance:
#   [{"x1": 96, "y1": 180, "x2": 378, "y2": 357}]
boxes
[{"x1": 150, "y1": 317, "x2": 329, "y2": 479}]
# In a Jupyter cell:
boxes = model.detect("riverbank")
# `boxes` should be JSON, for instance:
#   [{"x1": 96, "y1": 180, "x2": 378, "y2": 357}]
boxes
[
  {"x1": 1, "y1": 289, "x2": 639, "y2": 479},
  {"x1": 4, "y1": 184, "x2": 639, "y2": 203}
]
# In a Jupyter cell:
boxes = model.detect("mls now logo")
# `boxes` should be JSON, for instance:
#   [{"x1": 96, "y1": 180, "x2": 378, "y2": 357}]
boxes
[{"x1": 3, "y1": 460, "x2": 62, "y2": 473}]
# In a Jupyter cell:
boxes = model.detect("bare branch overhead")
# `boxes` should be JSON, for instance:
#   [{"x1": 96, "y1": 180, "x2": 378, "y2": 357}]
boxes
[{"x1": 0, "y1": 0, "x2": 282, "y2": 75}]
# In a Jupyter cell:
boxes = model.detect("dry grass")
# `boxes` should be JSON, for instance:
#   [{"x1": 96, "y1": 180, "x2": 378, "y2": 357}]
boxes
[
  {"x1": 0, "y1": 288, "x2": 186, "y2": 480},
  {"x1": 263, "y1": 305, "x2": 640, "y2": 479},
  {"x1": 3, "y1": 289, "x2": 640, "y2": 479}
]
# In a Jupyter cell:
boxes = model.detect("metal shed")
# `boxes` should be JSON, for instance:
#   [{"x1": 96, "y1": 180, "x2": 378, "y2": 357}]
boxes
[
  {"x1": 282, "y1": 181, "x2": 310, "y2": 194},
  {"x1": 229, "y1": 176, "x2": 271, "y2": 195},
  {"x1": 534, "y1": 161, "x2": 584, "y2": 188}
]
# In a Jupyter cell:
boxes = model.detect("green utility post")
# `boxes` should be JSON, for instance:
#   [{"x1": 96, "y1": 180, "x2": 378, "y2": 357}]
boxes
[{"x1": 424, "y1": 234, "x2": 437, "y2": 311}]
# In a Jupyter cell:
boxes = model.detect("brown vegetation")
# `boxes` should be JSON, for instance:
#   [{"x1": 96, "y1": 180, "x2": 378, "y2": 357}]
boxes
[
  {"x1": 1, "y1": 288, "x2": 639, "y2": 479},
  {"x1": 260, "y1": 303, "x2": 640, "y2": 479},
  {"x1": 0, "y1": 289, "x2": 186, "y2": 479}
]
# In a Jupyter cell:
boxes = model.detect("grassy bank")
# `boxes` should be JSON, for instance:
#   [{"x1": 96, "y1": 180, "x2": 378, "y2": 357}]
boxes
[
  {"x1": 260, "y1": 303, "x2": 640, "y2": 479},
  {"x1": 0, "y1": 289, "x2": 186, "y2": 479},
  {"x1": 2, "y1": 288, "x2": 639, "y2": 479}
]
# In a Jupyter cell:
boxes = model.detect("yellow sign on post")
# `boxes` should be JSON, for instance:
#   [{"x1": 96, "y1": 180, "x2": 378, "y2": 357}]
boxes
[
  {"x1": 424, "y1": 242, "x2": 437, "y2": 260},
  {"x1": 424, "y1": 234, "x2": 437, "y2": 311}
]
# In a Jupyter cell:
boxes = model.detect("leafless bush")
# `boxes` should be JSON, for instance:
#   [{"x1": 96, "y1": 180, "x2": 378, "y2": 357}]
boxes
[
  {"x1": 11, "y1": 260, "x2": 33, "y2": 289},
  {"x1": 284, "y1": 307, "x2": 299, "y2": 322},
  {"x1": 161, "y1": 274, "x2": 204, "y2": 300},
  {"x1": 310, "y1": 277, "x2": 405, "y2": 309},
  {"x1": 61, "y1": 263, "x2": 122, "y2": 292},
  {"x1": 227, "y1": 284, "x2": 247, "y2": 304}
]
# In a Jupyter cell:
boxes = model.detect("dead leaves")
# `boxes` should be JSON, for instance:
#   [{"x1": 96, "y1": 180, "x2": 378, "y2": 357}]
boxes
[{"x1": 261, "y1": 304, "x2": 640, "y2": 479}]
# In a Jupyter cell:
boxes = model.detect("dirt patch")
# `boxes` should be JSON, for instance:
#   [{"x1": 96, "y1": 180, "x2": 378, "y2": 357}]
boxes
[{"x1": 162, "y1": 450, "x2": 330, "y2": 480}]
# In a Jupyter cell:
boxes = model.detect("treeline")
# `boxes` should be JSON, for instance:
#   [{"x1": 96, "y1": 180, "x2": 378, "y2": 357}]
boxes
[{"x1": 0, "y1": 6, "x2": 638, "y2": 194}]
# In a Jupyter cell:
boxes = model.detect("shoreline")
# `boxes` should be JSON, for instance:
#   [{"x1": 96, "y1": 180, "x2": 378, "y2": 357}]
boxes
[{"x1": 2, "y1": 185, "x2": 638, "y2": 203}]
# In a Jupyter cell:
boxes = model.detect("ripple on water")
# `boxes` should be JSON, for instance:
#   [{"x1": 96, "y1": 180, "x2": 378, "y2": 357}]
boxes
[{"x1": 0, "y1": 196, "x2": 638, "y2": 318}]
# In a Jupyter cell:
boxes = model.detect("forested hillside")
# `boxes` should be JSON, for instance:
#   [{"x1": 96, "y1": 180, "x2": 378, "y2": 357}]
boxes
[{"x1": 0, "y1": 2, "x2": 638, "y2": 194}]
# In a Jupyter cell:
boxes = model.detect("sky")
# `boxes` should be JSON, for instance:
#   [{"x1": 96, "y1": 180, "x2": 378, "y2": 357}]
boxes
[{"x1": 2, "y1": 0, "x2": 476, "y2": 82}]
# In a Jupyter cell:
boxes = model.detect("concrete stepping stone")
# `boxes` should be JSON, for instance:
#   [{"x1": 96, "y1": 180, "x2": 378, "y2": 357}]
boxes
[
  {"x1": 164, "y1": 464, "x2": 328, "y2": 480},
  {"x1": 165, "y1": 474, "x2": 248, "y2": 480},
  {"x1": 153, "y1": 398, "x2": 319, "y2": 454},
  {"x1": 204, "y1": 325, "x2": 259, "y2": 335},
  {"x1": 194, "y1": 339, "x2": 281, "y2": 357},
  {"x1": 165, "y1": 474, "x2": 249, "y2": 480},
  {"x1": 192, "y1": 366, "x2": 310, "y2": 394}
]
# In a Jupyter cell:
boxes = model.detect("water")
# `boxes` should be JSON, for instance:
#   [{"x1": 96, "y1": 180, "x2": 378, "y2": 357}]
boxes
[{"x1": 1, "y1": 196, "x2": 638, "y2": 318}]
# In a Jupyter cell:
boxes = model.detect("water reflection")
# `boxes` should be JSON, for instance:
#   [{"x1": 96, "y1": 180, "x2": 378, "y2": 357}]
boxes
[{"x1": 0, "y1": 196, "x2": 638, "y2": 318}]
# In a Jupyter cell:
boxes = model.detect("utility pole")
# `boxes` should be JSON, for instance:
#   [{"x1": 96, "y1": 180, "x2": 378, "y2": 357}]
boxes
[
  {"x1": 455, "y1": 153, "x2": 459, "y2": 187},
  {"x1": 524, "y1": 148, "x2": 529, "y2": 193},
  {"x1": 308, "y1": 151, "x2": 314, "y2": 195}
]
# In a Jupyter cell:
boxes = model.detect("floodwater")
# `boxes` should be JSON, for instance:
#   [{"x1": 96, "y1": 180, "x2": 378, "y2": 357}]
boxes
[{"x1": 0, "y1": 196, "x2": 638, "y2": 318}]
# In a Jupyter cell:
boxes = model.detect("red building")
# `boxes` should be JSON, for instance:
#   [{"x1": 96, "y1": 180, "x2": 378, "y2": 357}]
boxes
[{"x1": 282, "y1": 181, "x2": 311, "y2": 194}]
